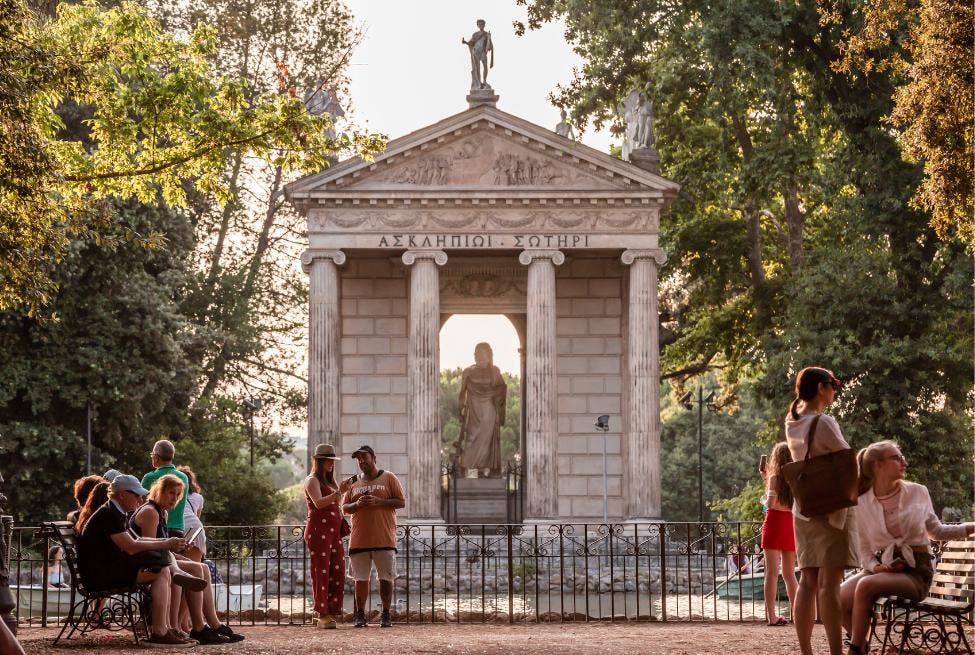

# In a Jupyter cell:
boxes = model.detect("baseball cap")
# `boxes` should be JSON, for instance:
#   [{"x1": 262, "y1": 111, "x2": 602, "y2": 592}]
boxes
[
  {"x1": 102, "y1": 469, "x2": 121, "y2": 482},
  {"x1": 351, "y1": 445, "x2": 376, "y2": 458},
  {"x1": 111, "y1": 474, "x2": 149, "y2": 497}
]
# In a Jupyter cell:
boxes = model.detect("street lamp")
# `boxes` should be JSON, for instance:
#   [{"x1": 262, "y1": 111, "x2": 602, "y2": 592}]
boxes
[
  {"x1": 594, "y1": 415, "x2": 610, "y2": 524},
  {"x1": 241, "y1": 398, "x2": 263, "y2": 468},
  {"x1": 678, "y1": 387, "x2": 717, "y2": 522}
]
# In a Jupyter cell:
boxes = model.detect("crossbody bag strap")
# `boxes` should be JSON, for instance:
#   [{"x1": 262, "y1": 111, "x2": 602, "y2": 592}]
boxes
[{"x1": 804, "y1": 415, "x2": 822, "y2": 461}]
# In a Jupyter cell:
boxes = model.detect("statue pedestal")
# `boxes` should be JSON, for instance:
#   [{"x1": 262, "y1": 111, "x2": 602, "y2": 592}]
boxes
[
  {"x1": 467, "y1": 88, "x2": 499, "y2": 109},
  {"x1": 627, "y1": 147, "x2": 660, "y2": 175},
  {"x1": 450, "y1": 477, "x2": 509, "y2": 524}
]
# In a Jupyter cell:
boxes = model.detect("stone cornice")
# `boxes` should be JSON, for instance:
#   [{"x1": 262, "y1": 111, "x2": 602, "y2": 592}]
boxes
[{"x1": 309, "y1": 208, "x2": 659, "y2": 234}]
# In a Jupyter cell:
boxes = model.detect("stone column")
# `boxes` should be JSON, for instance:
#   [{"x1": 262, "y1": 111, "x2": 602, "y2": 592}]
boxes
[
  {"x1": 402, "y1": 250, "x2": 448, "y2": 521},
  {"x1": 518, "y1": 249, "x2": 564, "y2": 521},
  {"x1": 302, "y1": 250, "x2": 345, "y2": 468},
  {"x1": 621, "y1": 249, "x2": 667, "y2": 520}
]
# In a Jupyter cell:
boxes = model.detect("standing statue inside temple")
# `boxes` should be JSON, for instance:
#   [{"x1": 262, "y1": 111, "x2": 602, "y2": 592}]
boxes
[
  {"x1": 457, "y1": 342, "x2": 507, "y2": 477},
  {"x1": 462, "y1": 19, "x2": 494, "y2": 90}
]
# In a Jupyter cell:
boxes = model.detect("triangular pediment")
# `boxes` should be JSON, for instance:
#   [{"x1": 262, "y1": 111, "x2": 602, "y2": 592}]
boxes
[{"x1": 286, "y1": 105, "x2": 680, "y2": 199}]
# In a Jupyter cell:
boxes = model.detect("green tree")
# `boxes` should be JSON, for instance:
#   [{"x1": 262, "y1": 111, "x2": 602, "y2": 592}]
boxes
[
  {"x1": 0, "y1": 0, "x2": 382, "y2": 315},
  {"x1": 821, "y1": 0, "x2": 974, "y2": 246},
  {"x1": 517, "y1": 0, "x2": 973, "y2": 515},
  {"x1": 0, "y1": 200, "x2": 198, "y2": 523}
]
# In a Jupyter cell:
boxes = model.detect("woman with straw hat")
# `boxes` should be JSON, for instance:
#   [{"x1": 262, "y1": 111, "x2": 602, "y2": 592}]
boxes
[{"x1": 304, "y1": 443, "x2": 355, "y2": 628}]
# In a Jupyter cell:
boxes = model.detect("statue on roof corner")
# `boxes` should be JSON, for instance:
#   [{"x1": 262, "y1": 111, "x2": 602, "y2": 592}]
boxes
[
  {"x1": 462, "y1": 19, "x2": 494, "y2": 91},
  {"x1": 621, "y1": 89, "x2": 660, "y2": 173}
]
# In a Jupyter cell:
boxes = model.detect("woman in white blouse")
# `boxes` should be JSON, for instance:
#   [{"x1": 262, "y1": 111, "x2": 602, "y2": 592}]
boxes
[{"x1": 840, "y1": 440, "x2": 974, "y2": 655}]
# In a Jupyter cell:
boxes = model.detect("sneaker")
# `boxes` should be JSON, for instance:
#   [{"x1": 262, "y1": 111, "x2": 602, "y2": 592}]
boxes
[
  {"x1": 380, "y1": 609, "x2": 392, "y2": 628},
  {"x1": 316, "y1": 615, "x2": 337, "y2": 629},
  {"x1": 190, "y1": 626, "x2": 231, "y2": 645},
  {"x1": 353, "y1": 608, "x2": 367, "y2": 628},
  {"x1": 145, "y1": 632, "x2": 194, "y2": 648},
  {"x1": 172, "y1": 570, "x2": 208, "y2": 592},
  {"x1": 216, "y1": 624, "x2": 245, "y2": 642}
]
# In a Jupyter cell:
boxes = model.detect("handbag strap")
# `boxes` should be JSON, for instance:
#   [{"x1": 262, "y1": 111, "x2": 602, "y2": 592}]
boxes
[{"x1": 803, "y1": 414, "x2": 822, "y2": 461}]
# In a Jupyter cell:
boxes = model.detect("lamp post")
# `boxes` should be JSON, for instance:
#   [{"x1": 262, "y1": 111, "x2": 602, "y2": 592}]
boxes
[
  {"x1": 678, "y1": 387, "x2": 717, "y2": 522},
  {"x1": 242, "y1": 398, "x2": 262, "y2": 468},
  {"x1": 594, "y1": 415, "x2": 610, "y2": 524}
]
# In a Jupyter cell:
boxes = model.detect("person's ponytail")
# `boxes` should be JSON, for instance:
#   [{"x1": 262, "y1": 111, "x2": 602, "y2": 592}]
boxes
[
  {"x1": 856, "y1": 448, "x2": 872, "y2": 495},
  {"x1": 789, "y1": 397, "x2": 801, "y2": 420}
]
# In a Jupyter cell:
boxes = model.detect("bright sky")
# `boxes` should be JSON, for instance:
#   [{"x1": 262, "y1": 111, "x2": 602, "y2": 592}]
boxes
[
  {"x1": 441, "y1": 315, "x2": 521, "y2": 374},
  {"x1": 344, "y1": 0, "x2": 612, "y2": 153}
]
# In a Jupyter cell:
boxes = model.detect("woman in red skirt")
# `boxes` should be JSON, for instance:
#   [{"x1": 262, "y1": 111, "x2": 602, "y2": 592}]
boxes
[
  {"x1": 304, "y1": 444, "x2": 354, "y2": 628},
  {"x1": 760, "y1": 442, "x2": 799, "y2": 625}
]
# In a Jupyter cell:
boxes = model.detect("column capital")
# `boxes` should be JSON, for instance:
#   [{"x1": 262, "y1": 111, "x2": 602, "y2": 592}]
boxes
[
  {"x1": 518, "y1": 249, "x2": 565, "y2": 266},
  {"x1": 402, "y1": 250, "x2": 448, "y2": 266},
  {"x1": 301, "y1": 249, "x2": 346, "y2": 273},
  {"x1": 621, "y1": 249, "x2": 667, "y2": 266}
]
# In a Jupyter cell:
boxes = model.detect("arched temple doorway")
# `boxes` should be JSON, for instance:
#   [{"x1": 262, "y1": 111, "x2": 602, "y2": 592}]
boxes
[{"x1": 439, "y1": 314, "x2": 524, "y2": 522}]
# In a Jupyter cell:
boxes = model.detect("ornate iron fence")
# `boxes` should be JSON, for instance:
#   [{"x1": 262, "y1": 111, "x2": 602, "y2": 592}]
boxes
[{"x1": 10, "y1": 521, "x2": 798, "y2": 627}]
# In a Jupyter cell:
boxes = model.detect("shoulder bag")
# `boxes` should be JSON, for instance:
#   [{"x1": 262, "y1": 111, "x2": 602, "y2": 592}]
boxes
[{"x1": 781, "y1": 415, "x2": 859, "y2": 517}]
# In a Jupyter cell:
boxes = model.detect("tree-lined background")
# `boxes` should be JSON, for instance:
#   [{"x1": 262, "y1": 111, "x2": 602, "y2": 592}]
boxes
[
  {"x1": 517, "y1": 0, "x2": 973, "y2": 518},
  {"x1": 1, "y1": 0, "x2": 970, "y2": 526}
]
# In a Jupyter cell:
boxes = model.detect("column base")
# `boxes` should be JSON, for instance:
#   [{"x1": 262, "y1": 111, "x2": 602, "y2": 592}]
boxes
[
  {"x1": 624, "y1": 517, "x2": 663, "y2": 524},
  {"x1": 402, "y1": 517, "x2": 445, "y2": 525}
]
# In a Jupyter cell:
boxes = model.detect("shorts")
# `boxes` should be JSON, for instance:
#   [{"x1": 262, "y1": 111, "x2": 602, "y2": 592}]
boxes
[
  {"x1": 794, "y1": 508, "x2": 858, "y2": 569},
  {"x1": 349, "y1": 550, "x2": 396, "y2": 582}
]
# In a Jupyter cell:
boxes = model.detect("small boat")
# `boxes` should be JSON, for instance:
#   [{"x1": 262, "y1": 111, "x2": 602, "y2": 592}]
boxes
[
  {"x1": 212, "y1": 584, "x2": 263, "y2": 611},
  {"x1": 13, "y1": 585, "x2": 74, "y2": 618},
  {"x1": 714, "y1": 571, "x2": 791, "y2": 601}
]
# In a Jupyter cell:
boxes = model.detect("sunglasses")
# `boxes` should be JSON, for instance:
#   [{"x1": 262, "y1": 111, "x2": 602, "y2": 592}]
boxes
[{"x1": 886, "y1": 453, "x2": 907, "y2": 465}]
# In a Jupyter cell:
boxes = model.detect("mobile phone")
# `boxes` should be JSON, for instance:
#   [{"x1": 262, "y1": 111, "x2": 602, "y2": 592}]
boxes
[
  {"x1": 346, "y1": 474, "x2": 358, "y2": 484},
  {"x1": 759, "y1": 455, "x2": 768, "y2": 472},
  {"x1": 186, "y1": 526, "x2": 204, "y2": 545}
]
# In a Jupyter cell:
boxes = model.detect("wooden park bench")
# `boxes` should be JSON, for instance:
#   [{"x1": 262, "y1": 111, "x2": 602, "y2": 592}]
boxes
[
  {"x1": 37, "y1": 521, "x2": 150, "y2": 645},
  {"x1": 871, "y1": 538, "x2": 974, "y2": 654}
]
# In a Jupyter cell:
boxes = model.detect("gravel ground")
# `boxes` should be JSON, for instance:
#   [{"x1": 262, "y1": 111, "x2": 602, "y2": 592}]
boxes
[{"x1": 16, "y1": 622, "x2": 827, "y2": 654}]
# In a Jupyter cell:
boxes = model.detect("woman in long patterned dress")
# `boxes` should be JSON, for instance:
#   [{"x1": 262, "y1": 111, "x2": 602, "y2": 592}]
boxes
[{"x1": 303, "y1": 443, "x2": 354, "y2": 628}]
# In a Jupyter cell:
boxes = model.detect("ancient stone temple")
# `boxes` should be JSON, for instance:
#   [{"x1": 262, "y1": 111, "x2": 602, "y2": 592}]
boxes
[{"x1": 285, "y1": 88, "x2": 679, "y2": 523}]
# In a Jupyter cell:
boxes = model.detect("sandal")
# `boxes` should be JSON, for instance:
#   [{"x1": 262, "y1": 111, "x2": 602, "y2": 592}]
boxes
[{"x1": 767, "y1": 616, "x2": 789, "y2": 626}]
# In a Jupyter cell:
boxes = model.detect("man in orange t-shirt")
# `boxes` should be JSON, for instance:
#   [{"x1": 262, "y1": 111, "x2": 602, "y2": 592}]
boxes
[{"x1": 342, "y1": 445, "x2": 406, "y2": 628}]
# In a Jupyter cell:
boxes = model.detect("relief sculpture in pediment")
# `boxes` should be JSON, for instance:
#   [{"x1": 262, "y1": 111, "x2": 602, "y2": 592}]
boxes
[
  {"x1": 391, "y1": 155, "x2": 451, "y2": 185},
  {"x1": 491, "y1": 153, "x2": 566, "y2": 186}
]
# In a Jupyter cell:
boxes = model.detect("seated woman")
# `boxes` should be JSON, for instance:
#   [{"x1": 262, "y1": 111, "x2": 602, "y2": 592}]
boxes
[
  {"x1": 840, "y1": 441, "x2": 974, "y2": 655},
  {"x1": 131, "y1": 474, "x2": 244, "y2": 644},
  {"x1": 67, "y1": 475, "x2": 105, "y2": 527}
]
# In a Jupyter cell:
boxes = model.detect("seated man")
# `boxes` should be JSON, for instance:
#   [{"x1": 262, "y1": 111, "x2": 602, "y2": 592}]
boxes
[{"x1": 79, "y1": 474, "x2": 204, "y2": 647}]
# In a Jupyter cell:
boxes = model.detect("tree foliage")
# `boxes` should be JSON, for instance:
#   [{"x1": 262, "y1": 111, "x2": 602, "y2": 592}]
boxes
[
  {"x1": 517, "y1": 0, "x2": 973, "y2": 515},
  {"x1": 821, "y1": 0, "x2": 974, "y2": 246},
  {"x1": 0, "y1": 0, "x2": 382, "y2": 314}
]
